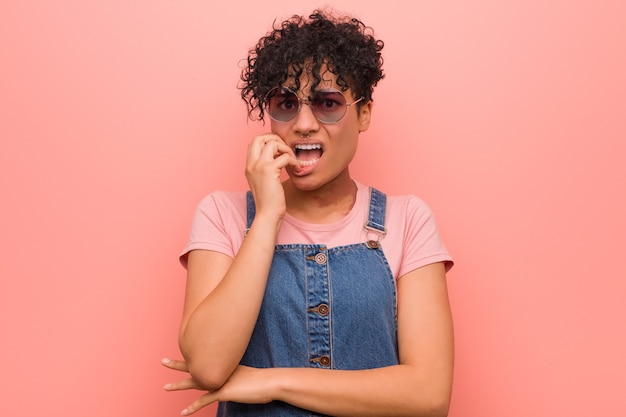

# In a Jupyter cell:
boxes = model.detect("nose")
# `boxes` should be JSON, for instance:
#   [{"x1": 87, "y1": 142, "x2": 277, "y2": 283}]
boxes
[{"x1": 292, "y1": 99, "x2": 320, "y2": 135}]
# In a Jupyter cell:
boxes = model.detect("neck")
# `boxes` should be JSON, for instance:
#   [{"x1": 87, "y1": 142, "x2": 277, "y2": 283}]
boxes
[{"x1": 283, "y1": 175, "x2": 357, "y2": 224}]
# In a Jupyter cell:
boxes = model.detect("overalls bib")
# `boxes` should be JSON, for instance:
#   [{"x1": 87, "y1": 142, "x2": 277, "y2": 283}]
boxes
[{"x1": 217, "y1": 188, "x2": 398, "y2": 416}]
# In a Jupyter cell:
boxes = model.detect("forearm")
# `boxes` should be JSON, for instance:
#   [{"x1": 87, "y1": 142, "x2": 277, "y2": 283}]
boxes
[
  {"x1": 179, "y1": 214, "x2": 281, "y2": 389},
  {"x1": 270, "y1": 365, "x2": 452, "y2": 417}
]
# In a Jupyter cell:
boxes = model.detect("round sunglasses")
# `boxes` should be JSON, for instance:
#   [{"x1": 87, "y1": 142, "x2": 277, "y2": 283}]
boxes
[{"x1": 265, "y1": 87, "x2": 364, "y2": 124}]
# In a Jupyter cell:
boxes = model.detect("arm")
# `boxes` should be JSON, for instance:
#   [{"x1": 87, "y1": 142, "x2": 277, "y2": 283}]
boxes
[
  {"x1": 178, "y1": 226, "x2": 275, "y2": 390},
  {"x1": 178, "y1": 134, "x2": 300, "y2": 390},
  {"x1": 169, "y1": 261, "x2": 454, "y2": 416}
]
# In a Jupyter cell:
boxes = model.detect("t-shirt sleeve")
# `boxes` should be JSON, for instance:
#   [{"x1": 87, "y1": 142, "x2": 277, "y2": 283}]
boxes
[
  {"x1": 179, "y1": 192, "x2": 243, "y2": 268},
  {"x1": 398, "y1": 195, "x2": 454, "y2": 278}
]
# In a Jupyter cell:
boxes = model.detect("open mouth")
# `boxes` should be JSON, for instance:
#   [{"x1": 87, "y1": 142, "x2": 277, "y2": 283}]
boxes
[{"x1": 294, "y1": 143, "x2": 323, "y2": 166}]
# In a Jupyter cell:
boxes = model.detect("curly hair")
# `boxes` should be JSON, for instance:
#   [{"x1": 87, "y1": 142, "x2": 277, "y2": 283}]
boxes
[{"x1": 240, "y1": 10, "x2": 385, "y2": 121}]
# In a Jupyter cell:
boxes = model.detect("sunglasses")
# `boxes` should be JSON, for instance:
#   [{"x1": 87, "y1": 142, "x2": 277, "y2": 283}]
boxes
[{"x1": 265, "y1": 87, "x2": 364, "y2": 124}]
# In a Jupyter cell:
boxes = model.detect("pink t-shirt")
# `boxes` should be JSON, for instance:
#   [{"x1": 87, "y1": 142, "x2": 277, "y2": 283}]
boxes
[{"x1": 180, "y1": 181, "x2": 453, "y2": 279}]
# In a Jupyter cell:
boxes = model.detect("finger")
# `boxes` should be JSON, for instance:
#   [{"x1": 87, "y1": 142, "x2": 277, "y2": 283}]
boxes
[
  {"x1": 248, "y1": 134, "x2": 282, "y2": 159},
  {"x1": 181, "y1": 392, "x2": 218, "y2": 416},
  {"x1": 270, "y1": 141, "x2": 299, "y2": 165},
  {"x1": 258, "y1": 141, "x2": 299, "y2": 166},
  {"x1": 274, "y1": 141, "x2": 296, "y2": 158},
  {"x1": 161, "y1": 358, "x2": 189, "y2": 372},
  {"x1": 274, "y1": 152, "x2": 302, "y2": 172},
  {"x1": 258, "y1": 140, "x2": 280, "y2": 160},
  {"x1": 163, "y1": 378, "x2": 201, "y2": 392}
]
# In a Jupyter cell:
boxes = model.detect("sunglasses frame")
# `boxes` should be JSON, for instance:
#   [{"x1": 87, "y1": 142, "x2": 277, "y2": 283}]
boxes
[{"x1": 264, "y1": 87, "x2": 364, "y2": 124}]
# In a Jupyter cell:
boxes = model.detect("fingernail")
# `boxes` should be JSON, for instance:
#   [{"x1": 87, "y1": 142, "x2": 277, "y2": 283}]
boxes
[
  {"x1": 181, "y1": 409, "x2": 190, "y2": 416},
  {"x1": 163, "y1": 383, "x2": 172, "y2": 390},
  {"x1": 161, "y1": 358, "x2": 171, "y2": 364}
]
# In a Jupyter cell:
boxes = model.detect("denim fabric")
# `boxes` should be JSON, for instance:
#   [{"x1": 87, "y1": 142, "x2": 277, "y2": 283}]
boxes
[{"x1": 218, "y1": 188, "x2": 397, "y2": 416}]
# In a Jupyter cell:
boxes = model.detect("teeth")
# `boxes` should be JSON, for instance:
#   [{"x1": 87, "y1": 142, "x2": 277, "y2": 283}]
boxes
[
  {"x1": 298, "y1": 158, "x2": 320, "y2": 166},
  {"x1": 295, "y1": 144, "x2": 322, "y2": 150}
]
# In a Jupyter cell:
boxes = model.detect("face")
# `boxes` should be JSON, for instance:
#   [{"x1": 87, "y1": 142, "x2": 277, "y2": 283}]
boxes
[{"x1": 269, "y1": 69, "x2": 372, "y2": 192}]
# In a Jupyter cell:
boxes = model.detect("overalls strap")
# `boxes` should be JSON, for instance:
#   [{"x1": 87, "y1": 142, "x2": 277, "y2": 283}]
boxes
[
  {"x1": 365, "y1": 187, "x2": 387, "y2": 234},
  {"x1": 244, "y1": 190, "x2": 254, "y2": 235}
]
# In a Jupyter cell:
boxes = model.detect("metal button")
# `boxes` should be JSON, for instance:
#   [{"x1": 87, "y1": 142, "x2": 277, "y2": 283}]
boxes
[
  {"x1": 310, "y1": 355, "x2": 331, "y2": 367},
  {"x1": 366, "y1": 240, "x2": 379, "y2": 249},
  {"x1": 314, "y1": 252, "x2": 327, "y2": 264},
  {"x1": 307, "y1": 303, "x2": 330, "y2": 316},
  {"x1": 317, "y1": 303, "x2": 329, "y2": 316}
]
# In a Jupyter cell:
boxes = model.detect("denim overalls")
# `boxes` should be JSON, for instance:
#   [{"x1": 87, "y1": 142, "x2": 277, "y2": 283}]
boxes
[{"x1": 217, "y1": 188, "x2": 398, "y2": 416}]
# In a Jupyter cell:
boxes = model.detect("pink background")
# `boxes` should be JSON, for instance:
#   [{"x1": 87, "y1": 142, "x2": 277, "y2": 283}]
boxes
[{"x1": 2, "y1": 1, "x2": 625, "y2": 416}]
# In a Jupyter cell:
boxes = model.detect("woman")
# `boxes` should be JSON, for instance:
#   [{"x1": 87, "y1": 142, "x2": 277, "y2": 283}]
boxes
[{"x1": 163, "y1": 10, "x2": 454, "y2": 416}]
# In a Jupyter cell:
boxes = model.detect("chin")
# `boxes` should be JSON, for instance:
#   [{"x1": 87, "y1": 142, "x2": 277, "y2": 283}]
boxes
[{"x1": 286, "y1": 175, "x2": 325, "y2": 192}]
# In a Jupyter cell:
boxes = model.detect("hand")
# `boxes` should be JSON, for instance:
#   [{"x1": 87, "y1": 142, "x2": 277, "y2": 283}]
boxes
[
  {"x1": 162, "y1": 358, "x2": 275, "y2": 415},
  {"x1": 245, "y1": 134, "x2": 300, "y2": 219},
  {"x1": 162, "y1": 358, "x2": 207, "y2": 415}
]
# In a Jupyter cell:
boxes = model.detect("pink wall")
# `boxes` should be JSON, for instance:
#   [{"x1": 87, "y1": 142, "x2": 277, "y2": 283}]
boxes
[{"x1": 2, "y1": 1, "x2": 625, "y2": 416}]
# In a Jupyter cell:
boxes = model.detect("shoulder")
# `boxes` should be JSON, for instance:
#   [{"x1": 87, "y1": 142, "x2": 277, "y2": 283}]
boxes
[
  {"x1": 181, "y1": 190, "x2": 248, "y2": 267},
  {"x1": 195, "y1": 190, "x2": 247, "y2": 217},
  {"x1": 197, "y1": 190, "x2": 246, "y2": 208},
  {"x1": 385, "y1": 193, "x2": 453, "y2": 274},
  {"x1": 358, "y1": 181, "x2": 435, "y2": 223},
  {"x1": 387, "y1": 193, "x2": 435, "y2": 223},
  {"x1": 353, "y1": 182, "x2": 435, "y2": 224},
  {"x1": 189, "y1": 190, "x2": 248, "y2": 239}
]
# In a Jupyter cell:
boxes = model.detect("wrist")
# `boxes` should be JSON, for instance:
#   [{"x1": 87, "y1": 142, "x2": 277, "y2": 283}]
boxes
[
  {"x1": 248, "y1": 211, "x2": 284, "y2": 237},
  {"x1": 266, "y1": 367, "x2": 290, "y2": 402}
]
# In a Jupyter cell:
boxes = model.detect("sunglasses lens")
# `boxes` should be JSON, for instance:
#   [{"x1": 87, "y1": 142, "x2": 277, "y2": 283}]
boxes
[
  {"x1": 265, "y1": 88, "x2": 350, "y2": 123},
  {"x1": 267, "y1": 89, "x2": 299, "y2": 122},
  {"x1": 311, "y1": 91, "x2": 347, "y2": 123}
]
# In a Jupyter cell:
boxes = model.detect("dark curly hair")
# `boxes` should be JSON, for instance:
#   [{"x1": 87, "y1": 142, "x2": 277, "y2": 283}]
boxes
[{"x1": 240, "y1": 10, "x2": 385, "y2": 121}]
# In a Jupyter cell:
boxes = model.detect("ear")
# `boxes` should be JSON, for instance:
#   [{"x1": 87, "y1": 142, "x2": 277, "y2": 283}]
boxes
[{"x1": 358, "y1": 100, "x2": 373, "y2": 132}]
